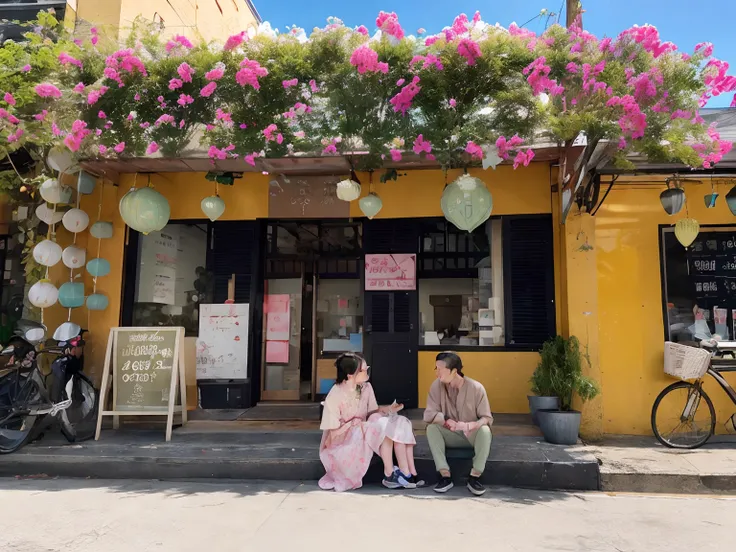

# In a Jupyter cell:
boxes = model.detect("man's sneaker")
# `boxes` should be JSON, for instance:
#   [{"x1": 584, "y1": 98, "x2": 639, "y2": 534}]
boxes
[
  {"x1": 382, "y1": 470, "x2": 409, "y2": 489},
  {"x1": 433, "y1": 474, "x2": 454, "y2": 493},
  {"x1": 467, "y1": 475, "x2": 486, "y2": 496}
]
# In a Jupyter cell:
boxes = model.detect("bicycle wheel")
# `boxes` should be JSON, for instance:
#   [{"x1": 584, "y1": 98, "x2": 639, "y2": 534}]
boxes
[
  {"x1": 651, "y1": 381, "x2": 716, "y2": 449},
  {"x1": 59, "y1": 373, "x2": 99, "y2": 443},
  {"x1": 0, "y1": 372, "x2": 42, "y2": 454}
]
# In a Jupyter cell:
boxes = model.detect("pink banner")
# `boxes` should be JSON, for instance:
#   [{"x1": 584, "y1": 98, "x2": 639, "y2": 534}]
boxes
[
  {"x1": 266, "y1": 340, "x2": 289, "y2": 364},
  {"x1": 365, "y1": 254, "x2": 416, "y2": 291}
]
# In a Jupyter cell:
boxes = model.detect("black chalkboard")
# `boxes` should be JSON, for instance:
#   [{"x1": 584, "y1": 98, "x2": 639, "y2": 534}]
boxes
[{"x1": 688, "y1": 232, "x2": 736, "y2": 302}]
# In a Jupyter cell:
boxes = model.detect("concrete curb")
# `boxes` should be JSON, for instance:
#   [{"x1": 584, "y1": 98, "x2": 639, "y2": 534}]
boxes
[{"x1": 601, "y1": 472, "x2": 736, "y2": 494}]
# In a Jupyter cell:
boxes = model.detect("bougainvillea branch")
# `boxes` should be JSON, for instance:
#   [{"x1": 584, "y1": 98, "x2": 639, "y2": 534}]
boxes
[{"x1": 0, "y1": 9, "x2": 734, "y2": 202}]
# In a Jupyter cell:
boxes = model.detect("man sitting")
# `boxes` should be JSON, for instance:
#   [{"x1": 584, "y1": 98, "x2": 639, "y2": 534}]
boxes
[{"x1": 423, "y1": 351, "x2": 493, "y2": 496}]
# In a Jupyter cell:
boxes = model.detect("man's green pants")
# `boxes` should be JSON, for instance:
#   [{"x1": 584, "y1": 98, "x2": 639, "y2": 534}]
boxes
[{"x1": 426, "y1": 424, "x2": 492, "y2": 474}]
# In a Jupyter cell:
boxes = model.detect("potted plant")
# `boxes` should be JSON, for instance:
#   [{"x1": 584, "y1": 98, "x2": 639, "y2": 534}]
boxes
[
  {"x1": 533, "y1": 335, "x2": 600, "y2": 445},
  {"x1": 528, "y1": 338, "x2": 562, "y2": 425}
]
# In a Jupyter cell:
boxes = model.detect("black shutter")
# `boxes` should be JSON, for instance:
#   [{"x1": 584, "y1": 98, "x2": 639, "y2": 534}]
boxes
[
  {"x1": 503, "y1": 215, "x2": 556, "y2": 347},
  {"x1": 211, "y1": 221, "x2": 258, "y2": 303},
  {"x1": 364, "y1": 218, "x2": 419, "y2": 253}
]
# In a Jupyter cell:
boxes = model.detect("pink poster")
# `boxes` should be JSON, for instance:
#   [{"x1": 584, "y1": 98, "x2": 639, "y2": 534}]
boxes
[
  {"x1": 266, "y1": 340, "x2": 289, "y2": 364},
  {"x1": 264, "y1": 294, "x2": 289, "y2": 314},
  {"x1": 365, "y1": 254, "x2": 416, "y2": 291},
  {"x1": 266, "y1": 311, "x2": 290, "y2": 341}
]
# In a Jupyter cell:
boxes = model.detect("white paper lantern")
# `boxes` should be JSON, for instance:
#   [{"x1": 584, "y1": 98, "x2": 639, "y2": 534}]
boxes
[
  {"x1": 119, "y1": 187, "x2": 170, "y2": 234},
  {"x1": 440, "y1": 174, "x2": 493, "y2": 232},
  {"x1": 28, "y1": 280, "x2": 58, "y2": 309},
  {"x1": 62, "y1": 245, "x2": 86, "y2": 269},
  {"x1": 32, "y1": 239, "x2": 62, "y2": 267},
  {"x1": 36, "y1": 203, "x2": 64, "y2": 225},
  {"x1": 336, "y1": 176, "x2": 361, "y2": 202},
  {"x1": 62, "y1": 208, "x2": 89, "y2": 233},
  {"x1": 47, "y1": 147, "x2": 74, "y2": 173},
  {"x1": 39, "y1": 178, "x2": 72, "y2": 205},
  {"x1": 201, "y1": 195, "x2": 225, "y2": 221}
]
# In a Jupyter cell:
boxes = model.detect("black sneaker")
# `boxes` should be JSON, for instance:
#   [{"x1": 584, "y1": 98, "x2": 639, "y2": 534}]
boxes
[
  {"x1": 407, "y1": 474, "x2": 426, "y2": 488},
  {"x1": 382, "y1": 471, "x2": 408, "y2": 489},
  {"x1": 433, "y1": 474, "x2": 454, "y2": 493},
  {"x1": 467, "y1": 475, "x2": 486, "y2": 496}
]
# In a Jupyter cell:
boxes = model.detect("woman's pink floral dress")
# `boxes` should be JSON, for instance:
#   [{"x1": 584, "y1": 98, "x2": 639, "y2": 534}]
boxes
[{"x1": 319, "y1": 382, "x2": 416, "y2": 492}]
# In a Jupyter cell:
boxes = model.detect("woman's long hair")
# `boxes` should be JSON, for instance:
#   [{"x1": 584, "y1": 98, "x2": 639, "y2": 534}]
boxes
[{"x1": 436, "y1": 351, "x2": 464, "y2": 377}]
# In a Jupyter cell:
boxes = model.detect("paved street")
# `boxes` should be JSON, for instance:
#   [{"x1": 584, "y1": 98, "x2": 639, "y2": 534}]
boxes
[{"x1": 0, "y1": 479, "x2": 733, "y2": 552}]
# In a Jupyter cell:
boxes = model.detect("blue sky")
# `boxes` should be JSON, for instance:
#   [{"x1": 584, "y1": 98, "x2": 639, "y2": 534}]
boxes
[{"x1": 257, "y1": 1, "x2": 736, "y2": 107}]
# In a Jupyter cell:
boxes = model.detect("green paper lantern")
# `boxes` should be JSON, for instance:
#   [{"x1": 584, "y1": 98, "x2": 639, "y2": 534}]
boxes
[
  {"x1": 86, "y1": 293, "x2": 109, "y2": 311},
  {"x1": 440, "y1": 174, "x2": 493, "y2": 232},
  {"x1": 726, "y1": 185, "x2": 736, "y2": 215},
  {"x1": 201, "y1": 195, "x2": 225, "y2": 221},
  {"x1": 86, "y1": 258, "x2": 111, "y2": 277},
  {"x1": 359, "y1": 193, "x2": 383, "y2": 219},
  {"x1": 78, "y1": 171, "x2": 96, "y2": 195},
  {"x1": 90, "y1": 221, "x2": 113, "y2": 239},
  {"x1": 58, "y1": 282, "x2": 84, "y2": 308},
  {"x1": 119, "y1": 187, "x2": 170, "y2": 235}
]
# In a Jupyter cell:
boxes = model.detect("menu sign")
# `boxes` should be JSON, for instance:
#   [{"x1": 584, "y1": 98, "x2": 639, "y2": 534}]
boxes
[
  {"x1": 365, "y1": 254, "x2": 417, "y2": 290},
  {"x1": 688, "y1": 233, "x2": 736, "y2": 301}
]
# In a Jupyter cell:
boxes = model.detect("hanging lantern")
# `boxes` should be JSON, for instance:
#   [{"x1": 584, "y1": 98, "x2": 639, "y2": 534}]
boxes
[
  {"x1": 86, "y1": 258, "x2": 111, "y2": 277},
  {"x1": 28, "y1": 280, "x2": 58, "y2": 309},
  {"x1": 336, "y1": 171, "x2": 362, "y2": 202},
  {"x1": 47, "y1": 147, "x2": 74, "y2": 173},
  {"x1": 36, "y1": 203, "x2": 65, "y2": 225},
  {"x1": 58, "y1": 282, "x2": 84, "y2": 308},
  {"x1": 77, "y1": 171, "x2": 96, "y2": 195},
  {"x1": 359, "y1": 193, "x2": 383, "y2": 219},
  {"x1": 32, "y1": 239, "x2": 62, "y2": 267},
  {"x1": 39, "y1": 178, "x2": 72, "y2": 205},
  {"x1": 675, "y1": 218, "x2": 700, "y2": 248},
  {"x1": 726, "y1": 185, "x2": 736, "y2": 215},
  {"x1": 119, "y1": 187, "x2": 170, "y2": 234},
  {"x1": 62, "y1": 245, "x2": 86, "y2": 269},
  {"x1": 62, "y1": 208, "x2": 89, "y2": 233},
  {"x1": 440, "y1": 174, "x2": 493, "y2": 232},
  {"x1": 660, "y1": 187, "x2": 685, "y2": 215},
  {"x1": 90, "y1": 221, "x2": 113, "y2": 239},
  {"x1": 704, "y1": 193, "x2": 719, "y2": 208},
  {"x1": 201, "y1": 195, "x2": 225, "y2": 221},
  {"x1": 86, "y1": 293, "x2": 109, "y2": 311}
]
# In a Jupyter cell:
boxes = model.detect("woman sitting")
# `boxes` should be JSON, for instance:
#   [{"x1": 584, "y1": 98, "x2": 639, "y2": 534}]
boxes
[{"x1": 319, "y1": 352, "x2": 420, "y2": 492}]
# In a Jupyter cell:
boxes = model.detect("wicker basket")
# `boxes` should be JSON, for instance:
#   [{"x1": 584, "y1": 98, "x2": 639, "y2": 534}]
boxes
[{"x1": 663, "y1": 342, "x2": 711, "y2": 380}]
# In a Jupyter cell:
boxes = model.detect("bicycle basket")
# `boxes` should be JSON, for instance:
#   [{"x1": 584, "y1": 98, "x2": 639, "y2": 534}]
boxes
[{"x1": 663, "y1": 342, "x2": 710, "y2": 380}]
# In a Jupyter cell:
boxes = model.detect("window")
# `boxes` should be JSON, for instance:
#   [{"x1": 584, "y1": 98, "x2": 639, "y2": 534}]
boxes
[
  {"x1": 316, "y1": 279, "x2": 363, "y2": 354},
  {"x1": 418, "y1": 220, "x2": 504, "y2": 347},
  {"x1": 132, "y1": 223, "x2": 212, "y2": 337},
  {"x1": 662, "y1": 226, "x2": 736, "y2": 343}
]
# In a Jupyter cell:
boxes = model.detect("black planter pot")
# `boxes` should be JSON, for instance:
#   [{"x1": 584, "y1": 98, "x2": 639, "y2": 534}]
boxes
[
  {"x1": 537, "y1": 409, "x2": 581, "y2": 445},
  {"x1": 527, "y1": 395, "x2": 560, "y2": 426}
]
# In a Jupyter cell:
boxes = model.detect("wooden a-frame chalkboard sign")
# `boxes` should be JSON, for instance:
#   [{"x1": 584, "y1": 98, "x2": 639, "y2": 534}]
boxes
[{"x1": 95, "y1": 327, "x2": 188, "y2": 442}]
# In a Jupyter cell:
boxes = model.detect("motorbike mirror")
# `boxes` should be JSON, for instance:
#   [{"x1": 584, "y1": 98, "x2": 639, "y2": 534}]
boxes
[{"x1": 53, "y1": 322, "x2": 82, "y2": 342}]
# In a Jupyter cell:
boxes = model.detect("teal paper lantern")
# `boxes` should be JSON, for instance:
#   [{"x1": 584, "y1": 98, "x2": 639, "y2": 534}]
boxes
[
  {"x1": 86, "y1": 258, "x2": 111, "y2": 277},
  {"x1": 726, "y1": 185, "x2": 736, "y2": 215},
  {"x1": 440, "y1": 174, "x2": 493, "y2": 232},
  {"x1": 119, "y1": 187, "x2": 170, "y2": 235},
  {"x1": 200, "y1": 195, "x2": 225, "y2": 221},
  {"x1": 90, "y1": 221, "x2": 113, "y2": 239},
  {"x1": 359, "y1": 193, "x2": 383, "y2": 219},
  {"x1": 78, "y1": 171, "x2": 96, "y2": 195},
  {"x1": 58, "y1": 282, "x2": 84, "y2": 308},
  {"x1": 86, "y1": 293, "x2": 109, "y2": 311}
]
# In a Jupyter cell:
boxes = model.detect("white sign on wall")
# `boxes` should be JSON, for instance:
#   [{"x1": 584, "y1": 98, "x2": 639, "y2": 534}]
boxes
[{"x1": 196, "y1": 303, "x2": 249, "y2": 380}]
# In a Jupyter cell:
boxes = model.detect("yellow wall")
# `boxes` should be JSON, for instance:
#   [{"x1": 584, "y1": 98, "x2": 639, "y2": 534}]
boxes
[{"x1": 595, "y1": 181, "x2": 736, "y2": 435}]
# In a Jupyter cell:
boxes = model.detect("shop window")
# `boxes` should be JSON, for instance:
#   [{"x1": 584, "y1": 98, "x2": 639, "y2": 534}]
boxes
[
  {"x1": 662, "y1": 226, "x2": 736, "y2": 343},
  {"x1": 316, "y1": 279, "x2": 363, "y2": 354},
  {"x1": 419, "y1": 220, "x2": 504, "y2": 346},
  {"x1": 132, "y1": 223, "x2": 212, "y2": 337}
]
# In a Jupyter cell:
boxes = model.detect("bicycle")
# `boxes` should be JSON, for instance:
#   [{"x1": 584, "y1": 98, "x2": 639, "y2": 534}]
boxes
[
  {"x1": 0, "y1": 320, "x2": 99, "y2": 454},
  {"x1": 651, "y1": 341, "x2": 736, "y2": 449}
]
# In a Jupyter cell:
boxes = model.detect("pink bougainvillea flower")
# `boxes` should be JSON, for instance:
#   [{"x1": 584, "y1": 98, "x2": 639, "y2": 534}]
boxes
[
  {"x1": 146, "y1": 142, "x2": 159, "y2": 155},
  {"x1": 155, "y1": 114, "x2": 176, "y2": 127},
  {"x1": 355, "y1": 25, "x2": 369, "y2": 36},
  {"x1": 113, "y1": 142, "x2": 126, "y2": 153},
  {"x1": 282, "y1": 78, "x2": 298, "y2": 88},
  {"x1": 513, "y1": 149, "x2": 535, "y2": 169},
  {"x1": 205, "y1": 64, "x2": 226, "y2": 81},
  {"x1": 179, "y1": 119, "x2": 186, "y2": 129},
  {"x1": 73, "y1": 82, "x2": 85, "y2": 93},
  {"x1": 235, "y1": 58, "x2": 268, "y2": 89},
  {"x1": 134, "y1": 93, "x2": 141, "y2": 101},
  {"x1": 224, "y1": 31, "x2": 247, "y2": 51},
  {"x1": 87, "y1": 86, "x2": 109, "y2": 105},
  {"x1": 323, "y1": 143, "x2": 337, "y2": 155},
  {"x1": 389, "y1": 76, "x2": 421, "y2": 115},
  {"x1": 51, "y1": 123, "x2": 62, "y2": 136},
  {"x1": 35, "y1": 83, "x2": 62, "y2": 98},
  {"x1": 177, "y1": 62, "x2": 195, "y2": 82},
  {"x1": 98, "y1": 145, "x2": 107, "y2": 154},
  {"x1": 98, "y1": 110, "x2": 106, "y2": 119},
  {"x1": 413, "y1": 134, "x2": 432, "y2": 155},
  {"x1": 350, "y1": 45, "x2": 389, "y2": 74},
  {"x1": 496, "y1": 135, "x2": 525, "y2": 159},
  {"x1": 3, "y1": 93, "x2": 15, "y2": 106},
  {"x1": 21, "y1": 64, "x2": 31, "y2": 72},
  {"x1": 208, "y1": 145, "x2": 227, "y2": 160},
  {"x1": 566, "y1": 62, "x2": 578, "y2": 73},
  {"x1": 417, "y1": 28, "x2": 426, "y2": 35},
  {"x1": 390, "y1": 149, "x2": 402, "y2": 162},
  {"x1": 410, "y1": 54, "x2": 443, "y2": 71},
  {"x1": 169, "y1": 78, "x2": 183, "y2": 90},
  {"x1": 465, "y1": 141, "x2": 483, "y2": 159},
  {"x1": 6, "y1": 114, "x2": 19, "y2": 125},
  {"x1": 95, "y1": 129, "x2": 102, "y2": 136},
  {"x1": 309, "y1": 79, "x2": 320, "y2": 93},
  {"x1": 244, "y1": 152, "x2": 259, "y2": 166},
  {"x1": 239, "y1": 123, "x2": 248, "y2": 129},
  {"x1": 294, "y1": 130, "x2": 305, "y2": 139},
  {"x1": 449, "y1": 98, "x2": 457, "y2": 108},
  {"x1": 33, "y1": 110, "x2": 48, "y2": 122},
  {"x1": 165, "y1": 34, "x2": 194, "y2": 53},
  {"x1": 263, "y1": 124, "x2": 279, "y2": 141},
  {"x1": 58, "y1": 52, "x2": 83, "y2": 68},
  {"x1": 7, "y1": 128, "x2": 23, "y2": 143},
  {"x1": 451, "y1": 13, "x2": 470, "y2": 36},
  {"x1": 216, "y1": 108, "x2": 233, "y2": 124},
  {"x1": 177, "y1": 94, "x2": 194, "y2": 106},
  {"x1": 457, "y1": 38, "x2": 482, "y2": 66},
  {"x1": 396, "y1": 78, "x2": 405, "y2": 87},
  {"x1": 90, "y1": 27, "x2": 99, "y2": 46},
  {"x1": 200, "y1": 81, "x2": 217, "y2": 97},
  {"x1": 425, "y1": 35, "x2": 440, "y2": 46},
  {"x1": 376, "y1": 11, "x2": 404, "y2": 41}
]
